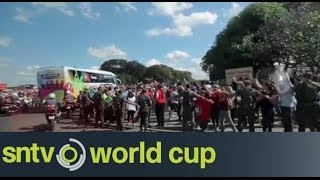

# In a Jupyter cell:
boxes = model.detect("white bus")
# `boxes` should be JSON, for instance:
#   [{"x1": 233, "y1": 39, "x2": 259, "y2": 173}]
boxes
[{"x1": 37, "y1": 66, "x2": 121, "y2": 100}]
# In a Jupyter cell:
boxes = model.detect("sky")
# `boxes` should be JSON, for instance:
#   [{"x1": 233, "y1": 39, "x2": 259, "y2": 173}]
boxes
[{"x1": 0, "y1": 2, "x2": 252, "y2": 86}]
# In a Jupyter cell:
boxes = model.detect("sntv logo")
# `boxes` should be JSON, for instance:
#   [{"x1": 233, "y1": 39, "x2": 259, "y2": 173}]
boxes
[
  {"x1": 1, "y1": 138, "x2": 86, "y2": 172},
  {"x1": 56, "y1": 138, "x2": 86, "y2": 171}
]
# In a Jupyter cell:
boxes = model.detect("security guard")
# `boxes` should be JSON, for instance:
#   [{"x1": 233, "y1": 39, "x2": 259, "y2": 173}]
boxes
[{"x1": 295, "y1": 72, "x2": 320, "y2": 132}]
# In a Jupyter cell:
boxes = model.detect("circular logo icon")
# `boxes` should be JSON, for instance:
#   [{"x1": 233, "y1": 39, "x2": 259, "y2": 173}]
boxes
[{"x1": 56, "y1": 138, "x2": 86, "y2": 171}]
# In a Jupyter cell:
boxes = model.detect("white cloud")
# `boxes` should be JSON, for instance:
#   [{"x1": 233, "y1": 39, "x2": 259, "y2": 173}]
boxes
[
  {"x1": 147, "y1": 3, "x2": 218, "y2": 37},
  {"x1": 79, "y1": 2, "x2": 100, "y2": 19},
  {"x1": 118, "y1": 2, "x2": 137, "y2": 12},
  {"x1": 174, "y1": 12, "x2": 217, "y2": 27},
  {"x1": 223, "y1": 2, "x2": 244, "y2": 19},
  {"x1": 17, "y1": 71, "x2": 35, "y2": 76},
  {"x1": 0, "y1": 37, "x2": 12, "y2": 47},
  {"x1": 149, "y1": 2, "x2": 193, "y2": 17},
  {"x1": 17, "y1": 65, "x2": 40, "y2": 77},
  {"x1": 32, "y1": 2, "x2": 74, "y2": 16},
  {"x1": 88, "y1": 45, "x2": 128, "y2": 60},
  {"x1": 91, "y1": 66, "x2": 100, "y2": 70},
  {"x1": 146, "y1": 58, "x2": 161, "y2": 67},
  {"x1": 170, "y1": 57, "x2": 208, "y2": 80},
  {"x1": 0, "y1": 56, "x2": 12, "y2": 67},
  {"x1": 146, "y1": 26, "x2": 192, "y2": 37},
  {"x1": 190, "y1": 58, "x2": 201, "y2": 64},
  {"x1": 0, "y1": 56, "x2": 12, "y2": 63},
  {"x1": 146, "y1": 53, "x2": 208, "y2": 80},
  {"x1": 166, "y1": 50, "x2": 190, "y2": 60},
  {"x1": 14, "y1": 7, "x2": 35, "y2": 23},
  {"x1": 26, "y1": 65, "x2": 40, "y2": 72}
]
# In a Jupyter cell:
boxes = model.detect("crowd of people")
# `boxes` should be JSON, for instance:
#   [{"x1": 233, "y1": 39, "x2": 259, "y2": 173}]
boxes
[
  {"x1": 68, "y1": 70, "x2": 320, "y2": 132},
  {"x1": 1, "y1": 70, "x2": 320, "y2": 132},
  {"x1": 0, "y1": 89, "x2": 42, "y2": 112}
]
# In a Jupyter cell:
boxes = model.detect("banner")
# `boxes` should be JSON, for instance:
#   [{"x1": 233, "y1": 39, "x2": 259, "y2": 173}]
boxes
[
  {"x1": 225, "y1": 67, "x2": 253, "y2": 84},
  {"x1": 0, "y1": 133, "x2": 319, "y2": 177}
]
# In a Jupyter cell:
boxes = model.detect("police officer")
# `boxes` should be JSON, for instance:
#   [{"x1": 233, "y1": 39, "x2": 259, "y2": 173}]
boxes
[
  {"x1": 112, "y1": 90, "x2": 124, "y2": 131},
  {"x1": 43, "y1": 93, "x2": 62, "y2": 120},
  {"x1": 137, "y1": 88, "x2": 152, "y2": 132},
  {"x1": 180, "y1": 83, "x2": 195, "y2": 131},
  {"x1": 236, "y1": 80, "x2": 260, "y2": 132},
  {"x1": 102, "y1": 88, "x2": 113, "y2": 127},
  {"x1": 295, "y1": 72, "x2": 320, "y2": 132},
  {"x1": 93, "y1": 87, "x2": 103, "y2": 128}
]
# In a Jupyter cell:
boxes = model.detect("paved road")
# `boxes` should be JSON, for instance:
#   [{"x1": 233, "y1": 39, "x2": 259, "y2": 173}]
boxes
[{"x1": 0, "y1": 110, "x2": 304, "y2": 132}]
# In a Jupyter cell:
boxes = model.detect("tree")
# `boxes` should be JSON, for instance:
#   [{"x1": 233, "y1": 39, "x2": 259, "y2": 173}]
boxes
[
  {"x1": 100, "y1": 59, "x2": 193, "y2": 84},
  {"x1": 144, "y1": 64, "x2": 192, "y2": 83},
  {"x1": 246, "y1": 2, "x2": 320, "y2": 73},
  {"x1": 201, "y1": 2, "x2": 288, "y2": 80}
]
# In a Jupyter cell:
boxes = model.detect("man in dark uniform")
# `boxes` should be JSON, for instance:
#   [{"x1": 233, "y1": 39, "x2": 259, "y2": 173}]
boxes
[
  {"x1": 181, "y1": 83, "x2": 196, "y2": 131},
  {"x1": 295, "y1": 72, "x2": 320, "y2": 132},
  {"x1": 236, "y1": 80, "x2": 260, "y2": 132},
  {"x1": 177, "y1": 82, "x2": 184, "y2": 121},
  {"x1": 93, "y1": 87, "x2": 103, "y2": 128},
  {"x1": 102, "y1": 88, "x2": 113, "y2": 127},
  {"x1": 112, "y1": 90, "x2": 124, "y2": 131},
  {"x1": 82, "y1": 88, "x2": 92, "y2": 126},
  {"x1": 138, "y1": 88, "x2": 152, "y2": 132}
]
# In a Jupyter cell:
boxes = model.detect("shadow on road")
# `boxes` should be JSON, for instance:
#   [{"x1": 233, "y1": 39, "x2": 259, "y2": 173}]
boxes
[
  {"x1": 19, "y1": 124, "x2": 49, "y2": 132},
  {"x1": 60, "y1": 126, "x2": 85, "y2": 130}
]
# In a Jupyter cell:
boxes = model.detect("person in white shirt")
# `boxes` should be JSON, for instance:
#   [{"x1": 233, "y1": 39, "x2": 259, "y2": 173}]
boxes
[{"x1": 126, "y1": 90, "x2": 137, "y2": 126}]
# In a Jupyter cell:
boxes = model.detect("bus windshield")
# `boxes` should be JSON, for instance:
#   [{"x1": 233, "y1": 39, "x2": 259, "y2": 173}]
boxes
[{"x1": 99, "y1": 75, "x2": 115, "y2": 84}]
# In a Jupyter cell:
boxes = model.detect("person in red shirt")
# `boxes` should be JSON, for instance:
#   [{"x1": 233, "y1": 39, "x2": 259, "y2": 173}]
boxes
[
  {"x1": 155, "y1": 85, "x2": 166, "y2": 128},
  {"x1": 196, "y1": 90, "x2": 214, "y2": 131},
  {"x1": 210, "y1": 84, "x2": 221, "y2": 130},
  {"x1": 218, "y1": 86, "x2": 237, "y2": 132}
]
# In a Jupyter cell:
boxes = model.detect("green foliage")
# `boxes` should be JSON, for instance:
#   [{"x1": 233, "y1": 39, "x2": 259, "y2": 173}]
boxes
[
  {"x1": 202, "y1": 2, "x2": 320, "y2": 80},
  {"x1": 100, "y1": 59, "x2": 193, "y2": 84},
  {"x1": 201, "y1": 2, "x2": 288, "y2": 80},
  {"x1": 250, "y1": 2, "x2": 320, "y2": 72}
]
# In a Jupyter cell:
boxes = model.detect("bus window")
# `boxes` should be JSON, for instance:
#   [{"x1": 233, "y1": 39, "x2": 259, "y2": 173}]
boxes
[
  {"x1": 69, "y1": 70, "x2": 85, "y2": 82},
  {"x1": 101, "y1": 75, "x2": 114, "y2": 83}
]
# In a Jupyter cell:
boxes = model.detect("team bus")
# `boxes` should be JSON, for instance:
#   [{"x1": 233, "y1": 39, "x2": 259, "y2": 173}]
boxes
[{"x1": 37, "y1": 66, "x2": 121, "y2": 101}]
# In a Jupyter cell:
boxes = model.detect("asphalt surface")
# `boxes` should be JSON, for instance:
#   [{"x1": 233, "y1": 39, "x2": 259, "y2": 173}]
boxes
[{"x1": 0, "y1": 110, "x2": 303, "y2": 132}]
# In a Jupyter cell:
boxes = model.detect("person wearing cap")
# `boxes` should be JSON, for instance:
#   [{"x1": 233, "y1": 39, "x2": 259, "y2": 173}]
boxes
[
  {"x1": 64, "y1": 90, "x2": 75, "y2": 106},
  {"x1": 83, "y1": 87, "x2": 94, "y2": 125},
  {"x1": 180, "y1": 83, "x2": 196, "y2": 131},
  {"x1": 294, "y1": 72, "x2": 320, "y2": 132},
  {"x1": 43, "y1": 93, "x2": 62, "y2": 120},
  {"x1": 92, "y1": 87, "x2": 104, "y2": 128},
  {"x1": 137, "y1": 88, "x2": 152, "y2": 132},
  {"x1": 112, "y1": 90, "x2": 124, "y2": 131},
  {"x1": 102, "y1": 88, "x2": 113, "y2": 126}
]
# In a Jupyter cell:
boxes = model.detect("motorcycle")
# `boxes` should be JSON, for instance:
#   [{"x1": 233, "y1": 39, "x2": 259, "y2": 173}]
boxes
[
  {"x1": 1, "y1": 97, "x2": 21, "y2": 116},
  {"x1": 64, "y1": 99, "x2": 75, "y2": 119},
  {"x1": 17, "y1": 97, "x2": 32, "y2": 113},
  {"x1": 45, "y1": 104, "x2": 60, "y2": 131}
]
